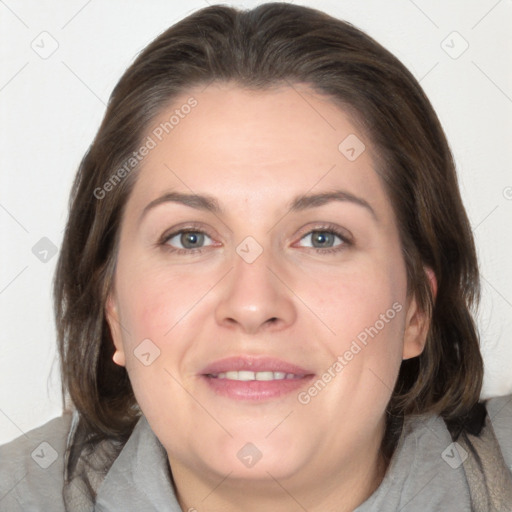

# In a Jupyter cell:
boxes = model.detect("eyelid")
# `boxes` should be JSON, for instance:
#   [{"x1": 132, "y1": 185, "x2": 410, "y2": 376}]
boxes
[
  {"x1": 158, "y1": 222, "x2": 217, "y2": 246},
  {"x1": 156, "y1": 222, "x2": 353, "y2": 254},
  {"x1": 165, "y1": 230, "x2": 215, "y2": 248},
  {"x1": 294, "y1": 222, "x2": 353, "y2": 244}
]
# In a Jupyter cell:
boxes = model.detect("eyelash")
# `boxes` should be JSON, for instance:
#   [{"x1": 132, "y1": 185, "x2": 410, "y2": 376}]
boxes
[
  {"x1": 157, "y1": 225, "x2": 213, "y2": 256},
  {"x1": 158, "y1": 223, "x2": 352, "y2": 256},
  {"x1": 299, "y1": 224, "x2": 353, "y2": 254}
]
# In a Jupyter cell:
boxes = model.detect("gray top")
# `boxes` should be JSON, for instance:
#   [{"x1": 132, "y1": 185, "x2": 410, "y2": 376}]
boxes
[{"x1": 1, "y1": 394, "x2": 511, "y2": 511}]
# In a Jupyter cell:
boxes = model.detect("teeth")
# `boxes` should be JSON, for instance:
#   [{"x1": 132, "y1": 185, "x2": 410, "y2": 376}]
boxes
[{"x1": 212, "y1": 371, "x2": 300, "y2": 381}]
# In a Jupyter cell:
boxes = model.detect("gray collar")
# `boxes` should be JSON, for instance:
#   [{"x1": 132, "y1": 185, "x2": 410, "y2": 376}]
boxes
[
  {"x1": 94, "y1": 415, "x2": 182, "y2": 512},
  {"x1": 355, "y1": 413, "x2": 472, "y2": 511}
]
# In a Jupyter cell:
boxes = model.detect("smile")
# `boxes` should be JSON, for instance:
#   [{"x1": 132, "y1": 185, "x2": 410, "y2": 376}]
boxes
[{"x1": 209, "y1": 371, "x2": 304, "y2": 381}]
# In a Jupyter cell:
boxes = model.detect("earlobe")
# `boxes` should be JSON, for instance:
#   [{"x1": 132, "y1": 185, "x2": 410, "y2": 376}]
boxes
[
  {"x1": 402, "y1": 267, "x2": 437, "y2": 360},
  {"x1": 112, "y1": 349, "x2": 126, "y2": 366},
  {"x1": 105, "y1": 293, "x2": 126, "y2": 367}
]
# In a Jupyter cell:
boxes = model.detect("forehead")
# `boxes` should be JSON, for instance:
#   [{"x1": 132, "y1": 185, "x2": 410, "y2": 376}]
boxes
[{"x1": 125, "y1": 83, "x2": 391, "y2": 222}]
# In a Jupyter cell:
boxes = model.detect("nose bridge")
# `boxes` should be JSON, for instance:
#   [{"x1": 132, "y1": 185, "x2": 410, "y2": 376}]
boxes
[
  {"x1": 214, "y1": 240, "x2": 296, "y2": 333},
  {"x1": 232, "y1": 244, "x2": 275, "y2": 301}
]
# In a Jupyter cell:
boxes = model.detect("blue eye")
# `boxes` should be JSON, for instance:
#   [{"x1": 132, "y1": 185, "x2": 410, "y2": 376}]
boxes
[
  {"x1": 158, "y1": 225, "x2": 351, "y2": 256},
  {"x1": 297, "y1": 227, "x2": 351, "y2": 254},
  {"x1": 300, "y1": 230, "x2": 341, "y2": 248},
  {"x1": 163, "y1": 230, "x2": 214, "y2": 252}
]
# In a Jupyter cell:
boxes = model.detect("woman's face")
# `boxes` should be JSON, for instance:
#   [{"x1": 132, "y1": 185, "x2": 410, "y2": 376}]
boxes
[{"x1": 106, "y1": 83, "x2": 430, "y2": 490}]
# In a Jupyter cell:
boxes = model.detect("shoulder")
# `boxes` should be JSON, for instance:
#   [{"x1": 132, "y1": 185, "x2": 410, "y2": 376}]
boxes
[
  {"x1": 485, "y1": 393, "x2": 512, "y2": 471},
  {"x1": 0, "y1": 412, "x2": 73, "y2": 512}
]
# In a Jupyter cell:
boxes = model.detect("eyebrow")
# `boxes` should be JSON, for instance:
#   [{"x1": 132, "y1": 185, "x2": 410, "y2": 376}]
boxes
[
  {"x1": 139, "y1": 189, "x2": 377, "y2": 224},
  {"x1": 140, "y1": 192, "x2": 222, "y2": 224},
  {"x1": 288, "y1": 190, "x2": 377, "y2": 220}
]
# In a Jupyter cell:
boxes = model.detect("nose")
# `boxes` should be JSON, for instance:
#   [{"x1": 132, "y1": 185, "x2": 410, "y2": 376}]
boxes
[{"x1": 214, "y1": 247, "x2": 297, "y2": 334}]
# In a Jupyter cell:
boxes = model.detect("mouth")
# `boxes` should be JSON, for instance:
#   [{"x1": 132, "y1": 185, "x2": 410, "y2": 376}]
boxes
[
  {"x1": 200, "y1": 356, "x2": 314, "y2": 401},
  {"x1": 209, "y1": 371, "x2": 305, "y2": 381}
]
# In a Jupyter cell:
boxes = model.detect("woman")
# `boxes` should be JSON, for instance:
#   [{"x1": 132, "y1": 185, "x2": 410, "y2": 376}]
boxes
[{"x1": 1, "y1": 3, "x2": 511, "y2": 511}]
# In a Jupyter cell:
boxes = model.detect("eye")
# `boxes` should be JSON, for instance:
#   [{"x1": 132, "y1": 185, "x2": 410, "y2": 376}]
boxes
[
  {"x1": 162, "y1": 229, "x2": 215, "y2": 253},
  {"x1": 296, "y1": 226, "x2": 351, "y2": 253}
]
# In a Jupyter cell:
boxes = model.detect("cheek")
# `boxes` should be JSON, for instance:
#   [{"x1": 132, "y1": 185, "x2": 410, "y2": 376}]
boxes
[
  {"x1": 113, "y1": 262, "x2": 224, "y2": 401},
  {"x1": 305, "y1": 255, "x2": 407, "y2": 399},
  {"x1": 113, "y1": 266, "x2": 208, "y2": 414},
  {"x1": 116, "y1": 261, "x2": 212, "y2": 344},
  {"x1": 311, "y1": 258, "x2": 406, "y2": 343}
]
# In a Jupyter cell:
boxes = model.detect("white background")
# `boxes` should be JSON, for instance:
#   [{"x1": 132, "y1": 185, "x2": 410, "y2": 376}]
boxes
[{"x1": 1, "y1": 0, "x2": 511, "y2": 445}]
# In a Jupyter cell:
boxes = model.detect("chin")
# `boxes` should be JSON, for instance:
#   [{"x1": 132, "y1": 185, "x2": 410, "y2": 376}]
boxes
[{"x1": 195, "y1": 436, "x2": 306, "y2": 482}]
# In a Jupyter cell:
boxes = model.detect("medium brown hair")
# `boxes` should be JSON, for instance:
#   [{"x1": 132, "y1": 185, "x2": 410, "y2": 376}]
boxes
[{"x1": 54, "y1": 2, "x2": 483, "y2": 454}]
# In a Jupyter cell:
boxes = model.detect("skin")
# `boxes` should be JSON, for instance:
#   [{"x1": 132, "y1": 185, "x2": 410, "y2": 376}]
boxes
[{"x1": 106, "y1": 82, "x2": 435, "y2": 512}]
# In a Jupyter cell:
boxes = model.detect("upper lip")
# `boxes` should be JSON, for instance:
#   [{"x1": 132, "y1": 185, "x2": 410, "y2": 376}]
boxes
[{"x1": 201, "y1": 356, "x2": 313, "y2": 376}]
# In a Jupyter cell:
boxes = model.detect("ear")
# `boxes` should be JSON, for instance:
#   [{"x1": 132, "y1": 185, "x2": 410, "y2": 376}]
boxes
[
  {"x1": 105, "y1": 293, "x2": 126, "y2": 367},
  {"x1": 402, "y1": 267, "x2": 437, "y2": 360}
]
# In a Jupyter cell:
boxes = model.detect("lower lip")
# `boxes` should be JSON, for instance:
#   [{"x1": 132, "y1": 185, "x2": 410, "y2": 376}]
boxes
[{"x1": 201, "y1": 375, "x2": 314, "y2": 401}]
